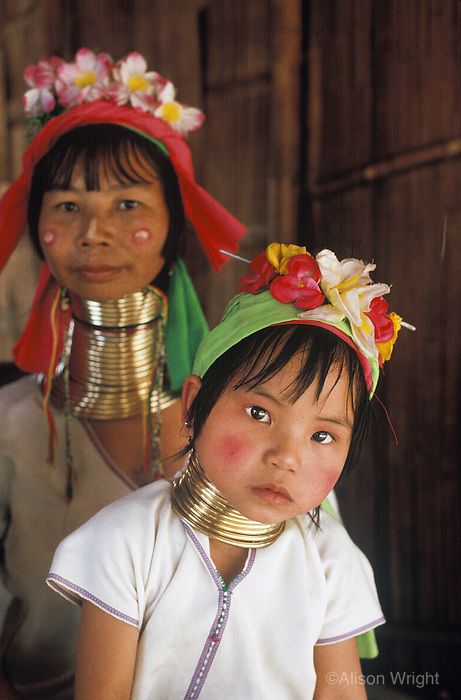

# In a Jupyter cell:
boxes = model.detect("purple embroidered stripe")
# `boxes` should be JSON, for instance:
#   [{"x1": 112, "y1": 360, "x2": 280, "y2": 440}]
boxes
[
  {"x1": 47, "y1": 573, "x2": 139, "y2": 627},
  {"x1": 182, "y1": 524, "x2": 256, "y2": 700},
  {"x1": 316, "y1": 616, "x2": 386, "y2": 645}
]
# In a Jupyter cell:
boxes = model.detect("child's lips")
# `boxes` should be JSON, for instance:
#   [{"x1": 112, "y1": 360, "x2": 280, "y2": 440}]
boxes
[{"x1": 252, "y1": 483, "x2": 293, "y2": 505}]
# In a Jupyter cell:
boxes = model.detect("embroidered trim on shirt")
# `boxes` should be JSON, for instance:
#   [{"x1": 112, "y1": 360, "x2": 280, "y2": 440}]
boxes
[
  {"x1": 182, "y1": 524, "x2": 256, "y2": 699},
  {"x1": 46, "y1": 573, "x2": 139, "y2": 627},
  {"x1": 316, "y1": 616, "x2": 386, "y2": 645}
]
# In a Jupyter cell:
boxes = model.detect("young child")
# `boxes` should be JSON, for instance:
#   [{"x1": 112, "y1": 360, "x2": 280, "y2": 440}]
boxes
[{"x1": 47, "y1": 242, "x2": 403, "y2": 699}]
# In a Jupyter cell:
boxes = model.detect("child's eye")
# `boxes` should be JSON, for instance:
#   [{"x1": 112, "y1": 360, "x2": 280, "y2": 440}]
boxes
[
  {"x1": 119, "y1": 199, "x2": 139, "y2": 210},
  {"x1": 57, "y1": 201, "x2": 79, "y2": 212},
  {"x1": 312, "y1": 431, "x2": 334, "y2": 444},
  {"x1": 246, "y1": 406, "x2": 270, "y2": 423}
]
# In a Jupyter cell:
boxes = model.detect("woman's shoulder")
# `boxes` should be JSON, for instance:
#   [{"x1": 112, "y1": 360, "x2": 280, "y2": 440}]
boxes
[
  {"x1": 0, "y1": 373, "x2": 40, "y2": 407},
  {"x1": 0, "y1": 374, "x2": 43, "y2": 443}
]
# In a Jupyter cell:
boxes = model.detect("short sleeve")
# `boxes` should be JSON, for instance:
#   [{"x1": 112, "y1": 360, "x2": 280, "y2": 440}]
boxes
[
  {"x1": 314, "y1": 511, "x2": 385, "y2": 645},
  {"x1": 47, "y1": 483, "x2": 166, "y2": 629}
]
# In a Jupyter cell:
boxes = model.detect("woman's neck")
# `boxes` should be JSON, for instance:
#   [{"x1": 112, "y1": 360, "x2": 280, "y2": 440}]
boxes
[{"x1": 51, "y1": 287, "x2": 176, "y2": 419}]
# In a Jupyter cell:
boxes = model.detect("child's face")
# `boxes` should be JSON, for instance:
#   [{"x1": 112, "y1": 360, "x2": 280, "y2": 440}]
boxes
[
  {"x1": 183, "y1": 356, "x2": 354, "y2": 524},
  {"x1": 38, "y1": 157, "x2": 169, "y2": 301}
]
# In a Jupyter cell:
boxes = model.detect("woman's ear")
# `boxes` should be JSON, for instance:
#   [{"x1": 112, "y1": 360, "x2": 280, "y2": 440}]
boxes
[{"x1": 181, "y1": 374, "x2": 202, "y2": 427}]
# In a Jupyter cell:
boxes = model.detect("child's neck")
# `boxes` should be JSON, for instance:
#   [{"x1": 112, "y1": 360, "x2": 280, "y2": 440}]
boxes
[{"x1": 209, "y1": 539, "x2": 248, "y2": 587}]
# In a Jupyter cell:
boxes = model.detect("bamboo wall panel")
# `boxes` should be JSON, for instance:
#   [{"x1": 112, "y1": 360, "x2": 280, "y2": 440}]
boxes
[
  {"x1": 307, "y1": 1, "x2": 461, "y2": 693},
  {"x1": 373, "y1": 0, "x2": 461, "y2": 159},
  {"x1": 307, "y1": 0, "x2": 373, "y2": 180}
]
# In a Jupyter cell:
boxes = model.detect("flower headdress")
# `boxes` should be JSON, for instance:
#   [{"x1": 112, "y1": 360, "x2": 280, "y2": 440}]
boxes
[
  {"x1": 193, "y1": 243, "x2": 414, "y2": 397},
  {"x1": 23, "y1": 48, "x2": 204, "y2": 139}
]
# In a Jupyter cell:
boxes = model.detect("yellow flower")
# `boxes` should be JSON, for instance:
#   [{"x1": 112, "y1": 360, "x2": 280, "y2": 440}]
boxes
[
  {"x1": 377, "y1": 312, "x2": 402, "y2": 363},
  {"x1": 266, "y1": 243, "x2": 309, "y2": 274}
]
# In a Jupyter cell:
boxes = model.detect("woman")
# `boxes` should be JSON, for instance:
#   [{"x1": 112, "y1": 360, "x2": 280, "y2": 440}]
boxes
[{"x1": 0, "y1": 49, "x2": 246, "y2": 699}]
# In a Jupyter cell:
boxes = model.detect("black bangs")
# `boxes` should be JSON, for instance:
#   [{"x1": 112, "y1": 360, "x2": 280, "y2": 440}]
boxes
[
  {"x1": 40, "y1": 125, "x2": 164, "y2": 191},
  {"x1": 231, "y1": 325, "x2": 363, "y2": 408}
]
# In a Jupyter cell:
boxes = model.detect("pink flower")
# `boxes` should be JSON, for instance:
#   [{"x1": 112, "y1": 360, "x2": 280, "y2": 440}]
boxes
[
  {"x1": 240, "y1": 251, "x2": 277, "y2": 293},
  {"x1": 366, "y1": 297, "x2": 395, "y2": 343},
  {"x1": 55, "y1": 48, "x2": 112, "y2": 108},
  {"x1": 154, "y1": 82, "x2": 204, "y2": 135},
  {"x1": 111, "y1": 52, "x2": 160, "y2": 112},
  {"x1": 22, "y1": 58, "x2": 62, "y2": 116},
  {"x1": 269, "y1": 255, "x2": 324, "y2": 310}
]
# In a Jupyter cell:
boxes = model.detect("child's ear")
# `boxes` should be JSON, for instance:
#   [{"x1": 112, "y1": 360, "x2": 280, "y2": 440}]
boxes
[{"x1": 181, "y1": 374, "x2": 202, "y2": 425}]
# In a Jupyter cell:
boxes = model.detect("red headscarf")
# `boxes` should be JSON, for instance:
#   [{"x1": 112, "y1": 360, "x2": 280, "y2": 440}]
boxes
[{"x1": 0, "y1": 101, "x2": 247, "y2": 372}]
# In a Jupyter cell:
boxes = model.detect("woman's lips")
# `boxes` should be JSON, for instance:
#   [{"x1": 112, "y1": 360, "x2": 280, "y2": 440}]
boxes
[
  {"x1": 74, "y1": 265, "x2": 124, "y2": 282},
  {"x1": 251, "y1": 484, "x2": 292, "y2": 505}
]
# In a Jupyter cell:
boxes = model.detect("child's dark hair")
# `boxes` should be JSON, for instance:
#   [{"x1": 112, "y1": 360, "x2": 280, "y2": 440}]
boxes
[
  {"x1": 187, "y1": 325, "x2": 373, "y2": 522},
  {"x1": 27, "y1": 123, "x2": 187, "y2": 292}
]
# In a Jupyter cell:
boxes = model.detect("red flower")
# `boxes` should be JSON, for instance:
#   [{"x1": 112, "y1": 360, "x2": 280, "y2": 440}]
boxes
[
  {"x1": 240, "y1": 251, "x2": 276, "y2": 293},
  {"x1": 366, "y1": 297, "x2": 395, "y2": 342},
  {"x1": 269, "y1": 255, "x2": 324, "y2": 310}
]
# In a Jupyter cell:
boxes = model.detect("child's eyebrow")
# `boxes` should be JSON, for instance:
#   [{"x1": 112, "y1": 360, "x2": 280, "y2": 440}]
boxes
[
  {"x1": 318, "y1": 415, "x2": 353, "y2": 430},
  {"x1": 244, "y1": 387, "x2": 285, "y2": 406}
]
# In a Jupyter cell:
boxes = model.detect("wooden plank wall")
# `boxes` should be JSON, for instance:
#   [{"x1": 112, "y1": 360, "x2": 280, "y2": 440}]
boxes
[{"x1": 306, "y1": 1, "x2": 461, "y2": 695}]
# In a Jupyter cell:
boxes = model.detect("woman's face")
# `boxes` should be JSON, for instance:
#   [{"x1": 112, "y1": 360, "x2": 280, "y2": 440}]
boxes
[{"x1": 38, "y1": 157, "x2": 169, "y2": 301}]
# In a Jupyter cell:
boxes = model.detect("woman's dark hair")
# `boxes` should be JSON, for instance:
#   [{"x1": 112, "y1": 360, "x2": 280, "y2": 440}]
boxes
[
  {"x1": 187, "y1": 325, "x2": 374, "y2": 522},
  {"x1": 27, "y1": 123, "x2": 187, "y2": 292}
]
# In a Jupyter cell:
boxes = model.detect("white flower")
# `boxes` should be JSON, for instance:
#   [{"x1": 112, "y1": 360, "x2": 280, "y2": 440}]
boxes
[
  {"x1": 154, "y1": 82, "x2": 204, "y2": 135},
  {"x1": 299, "y1": 249, "x2": 390, "y2": 358}
]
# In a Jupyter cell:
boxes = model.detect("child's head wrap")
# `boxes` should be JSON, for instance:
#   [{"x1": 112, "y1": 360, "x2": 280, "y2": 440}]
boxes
[
  {"x1": 0, "y1": 50, "x2": 247, "y2": 382},
  {"x1": 193, "y1": 243, "x2": 405, "y2": 398}
]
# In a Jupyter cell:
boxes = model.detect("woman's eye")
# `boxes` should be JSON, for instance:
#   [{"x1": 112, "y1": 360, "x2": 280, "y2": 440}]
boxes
[
  {"x1": 312, "y1": 431, "x2": 334, "y2": 444},
  {"x1": 57, "y1": 202, "x2": 78, "y2": 212},
  {"x1": 119, "y1": 199, "x2": 139, "y2": 210},
  {"x1": 246, "y1": 406, "x2": 270, "y2": 423}
]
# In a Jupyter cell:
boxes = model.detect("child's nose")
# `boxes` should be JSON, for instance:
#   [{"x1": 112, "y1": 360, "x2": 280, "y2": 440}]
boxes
[{"x1": 267, "y1": 436, "x2": 301, "y2": 473}]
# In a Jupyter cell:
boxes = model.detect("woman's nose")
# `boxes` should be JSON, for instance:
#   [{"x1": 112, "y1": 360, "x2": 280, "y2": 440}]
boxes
[{"x1": 78, "y1": 215, "x2": 112, "y2": 247}]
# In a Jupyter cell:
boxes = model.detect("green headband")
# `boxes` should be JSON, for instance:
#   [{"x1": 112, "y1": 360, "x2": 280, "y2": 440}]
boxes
[
  {"x1": 192, "y1": 242, "x2": 407, "y2": 398},
  {"x1": 192, "y1": 290, "x2": 379, "y2": 396}
]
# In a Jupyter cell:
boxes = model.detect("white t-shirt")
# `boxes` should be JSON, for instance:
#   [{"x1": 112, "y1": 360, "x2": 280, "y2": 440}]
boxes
[{"x1": 47, "y1": 480, "x2": 384, "y2": 700}]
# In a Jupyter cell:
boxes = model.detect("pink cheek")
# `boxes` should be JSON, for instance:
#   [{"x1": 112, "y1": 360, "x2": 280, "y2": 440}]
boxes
[
  {"x1": 131, "y1": 229, "x2": 153, "y2": 245},
  {"x1": 41, "y1": 228, "x2": 58, "y2": 246},
  {"x1": 310, "y1": 468, "x2": 342, "y2": 495},
  {"x1": 220, "y1": 436, "x2": 247, "y2": 460}
]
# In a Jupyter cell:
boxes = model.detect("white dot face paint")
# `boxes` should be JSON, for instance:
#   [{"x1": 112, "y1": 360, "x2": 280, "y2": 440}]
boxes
[
  {"x1": 42, "y1": 229, "x2": 57, "y2": 245},
  {"x1": 132, "y1": 229, "x2": 152, "y2": 244}
]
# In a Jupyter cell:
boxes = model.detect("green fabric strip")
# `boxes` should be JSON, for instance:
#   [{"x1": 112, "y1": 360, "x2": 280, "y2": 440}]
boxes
[
  {"x1": 117, "y1": 125, "x2": 170, "y2": 156},
  {"x1": 166, "y1": 258, "x2": 209, "y2": 393}
]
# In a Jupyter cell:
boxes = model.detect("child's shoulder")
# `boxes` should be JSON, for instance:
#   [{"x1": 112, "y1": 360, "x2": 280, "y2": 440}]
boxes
[
  {"x1": 297, "y1": 509, "x2": 361, "y2": 561},
  {"x1": 78, "y1": 479, "x2": 175, "y2": 538}
]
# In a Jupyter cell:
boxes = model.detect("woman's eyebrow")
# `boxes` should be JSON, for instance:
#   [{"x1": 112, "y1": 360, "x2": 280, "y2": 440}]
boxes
[{"x1": 49, "y1": 180, "x2": 158, "y2": 193}]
